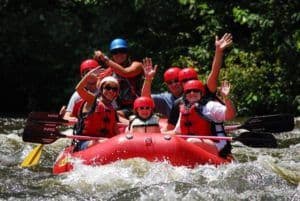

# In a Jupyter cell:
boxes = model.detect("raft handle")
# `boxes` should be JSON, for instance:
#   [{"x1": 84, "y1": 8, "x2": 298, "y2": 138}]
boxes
[{"x1": 125, "y1": 133, "x2": 133, "y2": 140}]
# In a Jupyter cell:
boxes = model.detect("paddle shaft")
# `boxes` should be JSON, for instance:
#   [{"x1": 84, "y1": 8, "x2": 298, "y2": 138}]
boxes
[
  {"x1": 27, "y1": 112, "x2": 294, "y2": 133},
  {"x1": 63, "y1": 134, "x2": 105, "y2": 141},
  {"x1": 176, "y1": 132, "x2": 277, "y2": 148},
  {"x1": 176, "y1": 135, "x2": 234, "y2": 141}
]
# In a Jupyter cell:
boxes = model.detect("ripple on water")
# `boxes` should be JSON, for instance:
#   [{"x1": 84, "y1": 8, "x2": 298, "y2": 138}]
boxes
[{"x1": 0, "y1": 117, "x2": 299, "y2": 200}]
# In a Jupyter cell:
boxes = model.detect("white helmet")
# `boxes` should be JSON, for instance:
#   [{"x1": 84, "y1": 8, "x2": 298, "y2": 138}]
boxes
[{"x1": 98, "y1": 76, "x2": 119, "y2": 90}]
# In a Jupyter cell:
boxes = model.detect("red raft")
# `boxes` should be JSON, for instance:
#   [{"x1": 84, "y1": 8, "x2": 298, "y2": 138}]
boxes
[{"x1": 53, "y1": 133, "x2": 232, "y2": 174}]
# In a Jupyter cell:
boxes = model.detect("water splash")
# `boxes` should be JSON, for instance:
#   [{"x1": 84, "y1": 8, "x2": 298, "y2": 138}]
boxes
[{"x1": 260, "y1": 155, "x2": 300, "y2": 185}]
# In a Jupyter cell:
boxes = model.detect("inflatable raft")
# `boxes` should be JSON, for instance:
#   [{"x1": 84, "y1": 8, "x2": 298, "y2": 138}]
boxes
[{"x1": 53, "y1": 133, "x2": 232, "y2": 174}]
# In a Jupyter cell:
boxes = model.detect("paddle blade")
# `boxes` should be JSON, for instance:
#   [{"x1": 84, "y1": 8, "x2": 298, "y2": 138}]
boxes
[
  {"x1": 242, "y1": 114, "x2": 294, "y2": 133},
  {"x1": 20, "y1": 144, "x2": 43, "y2": 167},
  {"x1": 27, "y1": 112, "x2": 69, "y2": 125},
  {"x1": 22, "y1": 123, "x2": 61, "y2": 144},
  {"x1": 234, "y1": 132, "x2": 278, "y2": 148}
]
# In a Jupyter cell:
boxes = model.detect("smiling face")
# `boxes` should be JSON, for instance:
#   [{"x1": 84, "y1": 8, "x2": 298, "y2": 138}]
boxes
[
  {"x1": 183, "y1": 80, "x2": 205, "y2": 104},
  {"x1": 185, "y1": 89, "x2": 202, "y2": 104},
  {"x1": 136, "y1": 106, "x2": 152, "y2": 119},
  {"x1": 166, "y1": 79, "x2": 183, "y2": 97},
  {"x1": 102, "y1": 82, "x2": 119, "y2": 101},
  {"x1": 111, "y1": 48, "x2": 128, "y2": 64}
]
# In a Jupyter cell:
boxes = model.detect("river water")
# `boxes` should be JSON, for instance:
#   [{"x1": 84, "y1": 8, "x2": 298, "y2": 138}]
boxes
[{"x1": 0, "y1": 117, "x2": 299, "y2": 201}]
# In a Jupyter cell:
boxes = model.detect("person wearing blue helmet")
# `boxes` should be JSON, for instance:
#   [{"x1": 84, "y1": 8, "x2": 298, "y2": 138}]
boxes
[
  {"x1": 109, "y1": 38, "x2": 128, "y2": 52},
  {"x1": 94, "y1": 38, "x2": 143, "y2": 119}
]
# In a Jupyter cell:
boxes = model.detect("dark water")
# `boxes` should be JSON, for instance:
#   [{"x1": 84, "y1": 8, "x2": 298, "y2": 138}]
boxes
[{"x1": 0, "y1": 117, "x2": 299, "y2": 201}]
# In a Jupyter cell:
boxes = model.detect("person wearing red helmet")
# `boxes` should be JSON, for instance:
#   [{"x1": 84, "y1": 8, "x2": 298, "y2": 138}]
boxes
[
  {"x1": 79, "y1": 59, "x2": 100, "y2": 76},
  {"x1": 141, "y1": 33, "x2": 232, "y2": 124},
  {"x1": 127, "y1": 96, "x2": 160, "y2": 133},
  {"x1": 141, "y1": 58, "x2": 182, "y2": 118},
  {"x1": 167, "y1": 33, "x2": 233, "y2": 130},
  {"x1": 94, "y1": 38, "x2": 143, "y2": 119},
  {"x1": 61, "y1": 59, "x2": 101, "y2": 122},
  {"x1": 72, "y1": 72, "x2": 121, "y2": 151},
  {"x1": 168, "y1": 80, "x2": 236, "y2": 157},
  {"x1": 177, "y1": 67, "x2": 198, "y2": 83}
]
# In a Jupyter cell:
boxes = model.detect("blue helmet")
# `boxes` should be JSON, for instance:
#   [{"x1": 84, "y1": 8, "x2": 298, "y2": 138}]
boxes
[{"x1": 109, "y1": 38, "x2": 128, "y2": 52}]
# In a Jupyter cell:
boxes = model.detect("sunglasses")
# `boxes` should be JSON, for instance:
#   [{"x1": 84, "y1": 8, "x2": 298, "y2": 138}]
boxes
[
  {"x1": 111, "y1": 48, "x2": 128, "y2": 55},
  {"x1": 104, "y1": 85, "x2": 118, "y2": 92},
  {"x1": 185, "y1": 89, "x2": 201, "y2": 94},
  {"x1": 166, "y1": 79, "x2": 179, "y2": 85},
  {"x1": 138, "y1": 106, "x2": 151, "y2": 110}
]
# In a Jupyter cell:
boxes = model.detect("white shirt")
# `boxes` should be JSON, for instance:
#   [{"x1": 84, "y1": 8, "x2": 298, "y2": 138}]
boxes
[{"x1": 66, "y1": 91, "x2": 81, "y2": 112}]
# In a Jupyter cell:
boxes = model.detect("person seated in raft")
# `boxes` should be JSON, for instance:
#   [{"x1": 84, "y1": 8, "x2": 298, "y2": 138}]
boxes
[
  {"x1": 127, "y1": 96, "x2": 161, "y2": 133},
  {"x1": 166, "y1": 33, "x2": 233, "y2": 132},
  {"x1": 94, "y1": 38, "x2": 144, "y2": 120},
  {"x1": 141, "y1": 57, "x2": 182, "y2": 118},
  {"x1": 72, "y1": 69, "x2": 120, "y2": 151},
  {"x1": 166, "y1": 80, "x2": 236, "y2": 157},
  {"x1": 60, "y1": 59, "x2": 103, "y2": 122}
]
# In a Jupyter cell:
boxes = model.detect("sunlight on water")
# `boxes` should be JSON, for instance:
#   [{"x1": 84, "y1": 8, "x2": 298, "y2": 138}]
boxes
[
  {"x1": 0, "y1": 117, "x2": 300, "y2": 200},
  {"x1": 259, "y1": 155, "x2": 300, "y2": 185}
]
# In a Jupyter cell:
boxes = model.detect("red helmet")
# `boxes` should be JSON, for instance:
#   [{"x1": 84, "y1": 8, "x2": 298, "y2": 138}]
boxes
[
  {"x1": 183, "y1": 80, "x2": 205, "y2": 95},
  {"x1": 178, "y1": 67, "x2": 198, "y2": 82},
  {"x1": 163, "y1": 67, "x2": 181, "y2": 82},
  {"x1": 80, "y1": 59, "x2": 99, "y2": 75},
  {"x1": 133, "y1": 96, "x2": 155, "y2": 110}
]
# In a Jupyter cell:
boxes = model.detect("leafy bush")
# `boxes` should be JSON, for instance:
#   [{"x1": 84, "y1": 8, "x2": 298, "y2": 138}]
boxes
[{"x1": 221, "y1": 49, "x2": 290, "y2": 115}]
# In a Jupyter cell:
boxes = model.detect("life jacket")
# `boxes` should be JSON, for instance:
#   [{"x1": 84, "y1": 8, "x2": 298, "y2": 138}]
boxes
[
  {"x1": 179, "y1": 101, "x2": 232, "y2": 158},
  {"x1": 179, "y1": 104, "x2": 212, "y2": 136},
  {"x1": 73, "y1": 99, "x2": 118, "y2": 138},
  {"x1": 128, "y1": 114, "x2": 160, "y2": 133}
]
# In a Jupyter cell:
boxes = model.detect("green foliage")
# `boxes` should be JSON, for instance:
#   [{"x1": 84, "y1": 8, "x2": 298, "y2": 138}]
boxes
[
  {"x1": 221, "y1": 49, "x2": 289, "y2": 115},
  {"x1": 1, "y1": 0, "x2": 299, "y2": 116},
  {"x1": 232, "y1": 7, "x2": 274, "y2": 28}
]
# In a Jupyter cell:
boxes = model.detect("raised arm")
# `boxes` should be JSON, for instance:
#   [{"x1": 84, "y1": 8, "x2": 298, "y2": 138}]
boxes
[
  {"x1": 141, "y1": 57, "x2": 158, "y2": 97},
  {"x1": 76, "y1": 67, "x2": 101, "y2": 105},
  {"x1": 220, "y1": 80, "x2": 236, "y2": 120},
  {"x1": 207, "y1": 33, "x2": 233, "y2": 93},
  {"x1": 94, "y1": 50, "x2": 143, "y2": 77}
]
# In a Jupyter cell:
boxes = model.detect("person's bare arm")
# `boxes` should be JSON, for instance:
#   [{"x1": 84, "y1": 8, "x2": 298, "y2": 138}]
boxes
[
  {"x1": 207, "y1": 33, "x2": 233, "y2": 93},
  {"x1": 220, "y1": 80, "x2": 236, "y2": 120},
  {"x1": 76, "y1": 67, "x2": 100, "y2": 105},
  {"x1": 141, "y1": 57, "x2": 158, "y2": 97},
  {"x1": 63, "y1": 111, "x2": 78, "y2": 122},
  {"x1": 94, "y1": 50, "x2": 143, "y2": 77}
]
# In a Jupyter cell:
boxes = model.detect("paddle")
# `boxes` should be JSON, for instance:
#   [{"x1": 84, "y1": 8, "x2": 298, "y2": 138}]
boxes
[
  {"x1": 27, "y1": 112, "x2": 71, "y2": 125},
  {"x1": 22, "y1": 113, "x2": 288, "y2": 167},
  {"x1": 21, "y1": 113, "x2": 59, "y2": 167},
  {"x1": 20, "y1": 144, "x2": 44, "y2": 167},
  {"x1": 23, "y1": 123, "x2": 103, "y2": 144},
  {"x1": 225, "y1": 114, "x2": 294, "y2": 133},
  {"x1": 24, "y1": 121, "x2": 277, "y2": 148},
  {"x1": 28, "y1": 112, "x2": 294, "y2": 133},
  {"x1": 177, "y1": 131, "x2": 278, "y2": 148}
]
